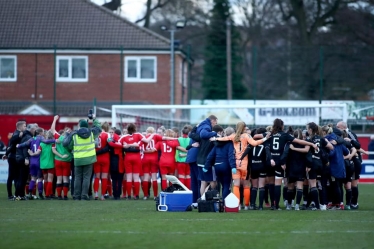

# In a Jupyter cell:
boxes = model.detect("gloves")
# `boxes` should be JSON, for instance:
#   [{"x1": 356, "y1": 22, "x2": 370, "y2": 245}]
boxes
[
  {"x1": 202, "y1": 167, "x2": 208, "y2": 173},
  {"x1": 107, "y1": 138, "x2": 113, "y2": 142},
  {"x1": 232, "y1": 168, "x2": 237, "y2": 174}
]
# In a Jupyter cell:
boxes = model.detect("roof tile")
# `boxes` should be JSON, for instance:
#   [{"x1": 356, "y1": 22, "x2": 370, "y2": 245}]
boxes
[{"x1": 0, "y1": 0, "x2": 170, "y2": 49}]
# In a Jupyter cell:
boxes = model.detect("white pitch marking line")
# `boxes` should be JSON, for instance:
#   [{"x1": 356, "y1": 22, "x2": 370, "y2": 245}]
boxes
[
  {"x1": 1, "y1": 218, "x2": 374, "y2": 223},
  {"x1": 0, "y1": 230, "x2": 372, "y2": 235}
]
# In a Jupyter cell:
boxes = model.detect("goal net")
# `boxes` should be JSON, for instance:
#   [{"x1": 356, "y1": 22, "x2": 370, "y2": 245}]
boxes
[{"x1": 111, "y1": 102, "x2": 347, "y2": 131}]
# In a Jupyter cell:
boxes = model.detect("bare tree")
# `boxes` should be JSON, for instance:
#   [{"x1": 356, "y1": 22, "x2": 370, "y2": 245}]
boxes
[
  {"x1": 135, "y1": 0, "x2": 173, "y2": 28},
  {"x1": 276, "y1": 0, "x2": 363, "y2": 46}
]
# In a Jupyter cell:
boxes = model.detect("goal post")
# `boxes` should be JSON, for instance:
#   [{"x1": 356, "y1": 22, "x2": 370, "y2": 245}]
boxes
[{"x1": 111, "y1": 103, "x2": 348, "y2": 131}]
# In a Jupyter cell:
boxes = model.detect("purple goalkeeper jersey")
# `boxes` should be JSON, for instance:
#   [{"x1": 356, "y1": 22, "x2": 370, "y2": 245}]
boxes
[
  {"x1": 30, "y1": 137, "x2": 42, "y2": 166},
  {"x1": 27, "y1": 135, "x2": 55, "y2": 166}
]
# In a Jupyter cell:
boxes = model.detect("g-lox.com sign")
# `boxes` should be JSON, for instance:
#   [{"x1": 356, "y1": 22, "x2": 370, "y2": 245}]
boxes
[
  {"x1": 257, "y1": 107, "x2": 318, "y2": 125},
  {"x1": 254, "y1": 100, "x2": 320, "y2": 125},
  {"x1": 256, "y1": 104, "x2": 319, "y2": 125}
]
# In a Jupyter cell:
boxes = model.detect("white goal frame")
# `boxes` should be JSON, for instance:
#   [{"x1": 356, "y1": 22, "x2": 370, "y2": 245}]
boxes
[{"x1": 111, "y1": 103, "x2": 347, "y2": 128}]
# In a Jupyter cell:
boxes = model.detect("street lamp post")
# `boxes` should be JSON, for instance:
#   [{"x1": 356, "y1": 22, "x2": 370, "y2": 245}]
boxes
[
  {"x1": 170, "y1": 29, "x2": 175, "y2": 105},
  {"x1": 161, "y1": 21, "x2": 185, "y2": 106}
]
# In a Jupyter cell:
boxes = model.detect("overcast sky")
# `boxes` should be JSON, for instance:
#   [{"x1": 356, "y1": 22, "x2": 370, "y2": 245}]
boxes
[
  {"x1": 92, "y1": 0, "x2": 146, "y2": 22},
  {"x1": 91, "y1": 0, "x2": 247, "y2": 25}
]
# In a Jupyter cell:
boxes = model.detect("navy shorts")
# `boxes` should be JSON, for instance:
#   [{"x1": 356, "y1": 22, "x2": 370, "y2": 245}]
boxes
[
  {"x1": 352, "y1": 157, "x2": 361, "y2": 180},
  {"x1": 274, "y1": 165, "x2": 285, "y2": 178},
  {"x1": 288, "y1": 176, "x2": 305, "y2": 183},
  {"x1": 266, "y1": 166, "x2": 275, "y2": 177},
  {"x1": 198, "y1": 167, "x2": 216, "y2": 182},
  {"x1": 251, "y1": 168, "x2": 267, "y2": 179}
]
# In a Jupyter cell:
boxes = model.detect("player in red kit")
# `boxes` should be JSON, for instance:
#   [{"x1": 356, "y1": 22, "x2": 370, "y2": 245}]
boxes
[
  {"x1": 93, "y1": 122, "x2": 111, "y2": 200},
  {"x1": 157, "y1": 129, "x2": 188, "y2": 190},
  {"x1": 120, "y1": 123, "x2": 155, "y2": 199},
  {"x1": 142, "y1": 127, "x2": 182, "y2": 199},
  {"x1": 176, "y1": 125, "x2": 192, "y2": 189},
  {"x1": 141, "y1": 127, "x2": 159, "y2": 200}
]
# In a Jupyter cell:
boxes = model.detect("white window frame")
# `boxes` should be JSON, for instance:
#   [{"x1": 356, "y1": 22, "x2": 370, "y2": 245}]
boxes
[
  {"x1": 0, "y1": 55, "x2": 17, "y2": 82},
  {"x1": 125, "y1": 56, "x2": 157, "y2": 83},
  {"x1": 56, "y1": 56, "x2": 88, "y2": 82}
]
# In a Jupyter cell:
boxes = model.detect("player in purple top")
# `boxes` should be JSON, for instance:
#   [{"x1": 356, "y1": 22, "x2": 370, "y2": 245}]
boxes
[{"x1": 17, "y1": 127, "x2": 58, "y2": 199}]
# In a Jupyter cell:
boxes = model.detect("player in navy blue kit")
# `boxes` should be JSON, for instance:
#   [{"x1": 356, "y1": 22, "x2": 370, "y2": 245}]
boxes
[
  {"x1": 261, "y1": 119, "x2": 318, "y2": 210},
  {"x1": 336, "y1": 121, "x2": 362, "y2": 209},
  {"x1": 281, "y1": 129, "x2": 309, "y2": 210},
  {"x1": 248, "y1": 128, "x2": 271, "y2": 210},
  {"x1": 305, "y1": 122, "x2": 333, "y2": 210}
]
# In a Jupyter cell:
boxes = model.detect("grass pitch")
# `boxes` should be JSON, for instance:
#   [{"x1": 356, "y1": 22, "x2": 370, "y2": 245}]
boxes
[{"x1": 0, "y1": 184, "x2": 374, "y2": 249}]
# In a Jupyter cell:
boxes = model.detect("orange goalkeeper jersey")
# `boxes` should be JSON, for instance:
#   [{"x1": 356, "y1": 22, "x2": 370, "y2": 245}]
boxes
[{"x1": 220, "y1": 133, "x2": 264, "y2": 160}]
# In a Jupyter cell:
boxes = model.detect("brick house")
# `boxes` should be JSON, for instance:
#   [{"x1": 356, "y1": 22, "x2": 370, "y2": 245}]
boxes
[{"x1": 0, "y1": 0, "x2": 191, "y2": 120}]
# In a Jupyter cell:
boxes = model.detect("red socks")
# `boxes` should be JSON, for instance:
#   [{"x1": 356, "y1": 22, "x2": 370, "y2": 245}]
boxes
[
  {"x1": 56, "y1": 184, "x2": 62, "y2": 197},
  {"x1": 185, "y1": 178, "x2": 191, "y2": 190},
  {"x1": 161, "y1": 179, "x2": 167, "y2": 190},
  {"x1": 101, "y1": 178, "x2": 108, "y2": 196},
  {"x1": 63, "y1": 186, "x2": 69, "y2": 197},
  {"x1": 142, "y1": 181, "x2": 149, "y2": 197},
  {"x1": 46, "y1": 182, "x2": 53, "y2": 197},
  {"x1": 134, "y1": 182, "x2": 140, "y2": 197},
  {"x1": 107, "y1": 180, "x2": 112, "y2": 196},
  {"x1": 126, "y1": 182, "x2": 132, "y2": 197},
  {"x1": 93, "y1": 178, "x2": 100, "y2": 193},
  {"x1": 179, "y1": 178, "x2": 185, "y2": 186},
  {"x1": 122, "y1": 180, "x2": 127, "y2": 197},
  {"x1": 152, "y1": 180, "x2": 158, "y2": 197}
]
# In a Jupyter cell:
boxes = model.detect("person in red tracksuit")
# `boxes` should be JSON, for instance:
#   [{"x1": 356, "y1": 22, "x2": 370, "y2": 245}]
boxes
[
  {"x1": 157, "y1": 129, "x2": 188, "y2": 190},
  {"x1": 93, "y1": 122, "x2": 111, "y2": 200},
  {"x1": 119, "y1": 123, "x2": 155, "y2": 200}
]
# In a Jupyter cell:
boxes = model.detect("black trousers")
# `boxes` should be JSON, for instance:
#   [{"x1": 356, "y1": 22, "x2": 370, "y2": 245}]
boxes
[
  {"x1": 70, "y1": 161, "x2": 75, "y2": 196},
  {"x1": 88, "y1": 169, "x2": 94, "y2": 197},
  {"x1": 110, "y1": 170, "x2": 124, "y2": 198},
  {"x1": 15, "y1": 159, "x2": 29, "y2": 197},
  {"x1": 7, "y1": 157, "x2": 18, "y2": 197}
]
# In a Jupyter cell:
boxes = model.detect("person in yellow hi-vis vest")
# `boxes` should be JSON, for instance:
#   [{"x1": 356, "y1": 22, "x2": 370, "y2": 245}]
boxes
[{"x1": 63, "y1": 118, "x2": 101, "y2": 200}]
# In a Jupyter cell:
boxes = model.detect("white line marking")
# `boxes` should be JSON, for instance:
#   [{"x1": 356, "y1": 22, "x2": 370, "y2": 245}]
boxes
[
  {"x1": 0, "y1": 218, "x2": 374, "y2": 223},
  {"x1": 0, "y1": 230, "x2": 372, "y2": 235}
]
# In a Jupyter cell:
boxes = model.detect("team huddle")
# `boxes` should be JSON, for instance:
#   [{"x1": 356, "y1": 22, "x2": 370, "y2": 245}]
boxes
[{"x1": 3, "y1": 114, "x2": 366, "y2": 211}]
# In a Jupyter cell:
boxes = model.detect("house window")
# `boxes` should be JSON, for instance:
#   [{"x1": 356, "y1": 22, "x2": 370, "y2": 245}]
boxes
[
  {"x1": 125, "y1": 57, "x2": 157, "y2": 82},
  {"x1": 56, "y1": 56, "x2": 88, "y2": 82},
  {"x1": 0, "y1": 56, "x2": 17, "y2": 81}
]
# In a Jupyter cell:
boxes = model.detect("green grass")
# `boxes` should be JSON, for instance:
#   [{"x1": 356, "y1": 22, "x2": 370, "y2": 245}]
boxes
[{"x1": 1, "y1": 184, "x2": 374, "y2": 249}]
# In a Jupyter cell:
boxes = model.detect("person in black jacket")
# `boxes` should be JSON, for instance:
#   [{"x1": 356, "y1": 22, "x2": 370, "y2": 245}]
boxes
[
  {"x1": 15, "y1": 123, "x2": 37, "y2": 200},
  {"x1": 3, "y1": 121, "x2": 26, "y2": 200},
  {"x1": 185, "y1": 125, "x2": 201, "y2": 208},
  {"x1": 336, "y1": 121, "x2": 361, "y2": 209},
  {"x1": 204, "y1": 127, "x2": 234, "y2": 201},
  {"x1": 107, "y1": 128, "x2": 124, "y2": 200},
  {"x1": 196, "y1": 117, "x2": 221, "y2": 196}
]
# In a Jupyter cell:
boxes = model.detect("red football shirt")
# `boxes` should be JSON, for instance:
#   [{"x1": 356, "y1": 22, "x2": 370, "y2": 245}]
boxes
[
  {"x1": 120, "y1": 133, "x2": 145, "y2": 158},
  {"x1": 96, "y1": 132, "x2": 110, "y2": 163},
  {"x1": 157, "y1": 140, "x2": 180, "y2": 166},
  {"x1": 143, "y1": 134, "x2": 163, "y2": 160}
]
